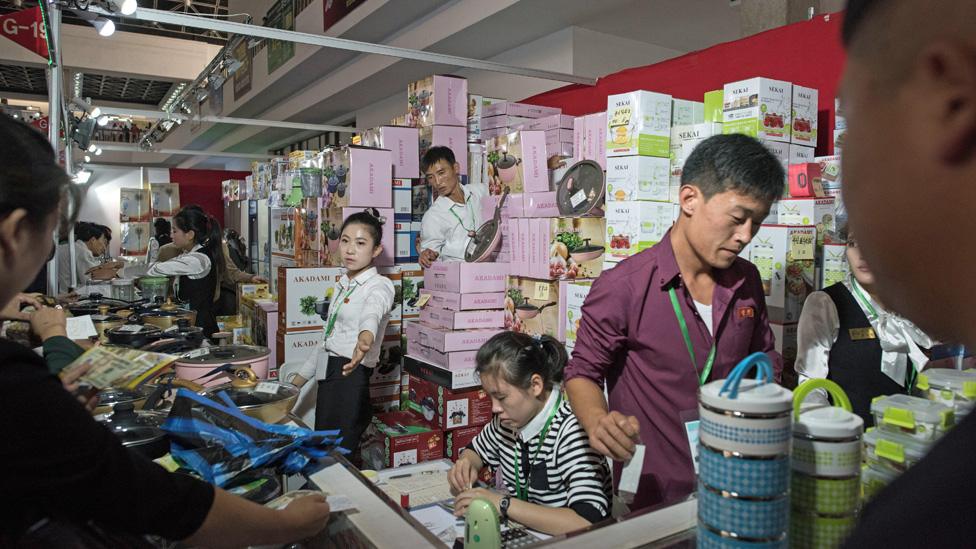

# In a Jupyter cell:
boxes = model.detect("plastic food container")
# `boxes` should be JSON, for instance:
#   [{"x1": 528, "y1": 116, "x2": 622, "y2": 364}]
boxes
[
  {"x1": 139, "y1": 276, "x2": 170, "y2": 304},
  {"x1": 698, "y1": 443, "x2": 790, "y2": 498},
  {"x1": 792, "y1": 379, "x2": 864, "y2": 478},
  {"x1": 697, "y1": 524, "x2": 787, "y2": 549},
  {"x1": 870, "y1": 394, "x2": 954, "y2": 442},
  {"x1": 861, "y1": 463, "x2": 898, "y2": 501},
  {"x1": 790, "y1": 509, "x2": 857, "y2": 549},
  {"x1": 862, "y1": 428, "x2": 930, "y2": 474},
  {"x1": 111, "y1": 278, "x2": 136, "y2": 301},
  {"x1": 698, "y1": 481, "x2": 790, "y2": 540},
  {"x1": 917, "y1": 369, "x2": 976, "y2": 417},
  {"x1": 790, "y1": 472, "x2": 860, "y2": 515}
]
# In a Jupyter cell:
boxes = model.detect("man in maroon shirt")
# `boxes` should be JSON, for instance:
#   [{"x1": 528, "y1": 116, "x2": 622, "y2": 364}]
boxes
[{"x1": 565, "y1": 134, "x2": 785, "y2": 510}]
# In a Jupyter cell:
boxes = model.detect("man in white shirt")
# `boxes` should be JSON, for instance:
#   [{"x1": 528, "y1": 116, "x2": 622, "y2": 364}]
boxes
[{"x1": 418, "y1": 146, "x2": 488, "y2": 268}]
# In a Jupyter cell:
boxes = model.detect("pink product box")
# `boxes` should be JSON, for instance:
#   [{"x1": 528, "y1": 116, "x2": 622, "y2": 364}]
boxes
[
  {"x1": 483, "y1": 102, "x2": 561, "y2": 119},
  {"x1": 481, "y1": 193, "x2": 525, "y2": 220},
  {"x1": 419, "y1": 125, "x2": 468, "y2": 175},
  {"x1": 507, "y1": 218, "x2": 521, "y2": 276},
  {"x1": 424, "y1": 261, "x2": 510, "y2": 293},
  {"x1": 518, "y1": 218, "x2": 531, "y2": 277},
  {"x1": 408, "y1": 346, "x2": 478, "y2": 371},
  {"x1": 573, "y1": 116, "x2": 584, "y2": 162},
  {"x1": 523, "y1": 192, "x2": 560, "y2": 218},
  {"x1": 420, "y1": 308, "x2": 506, "y2": 330},
  {"x1": 379, "y1": 126, "x2": 420, "y2": 179},
  {"x1": 407, "y1": 74, "x2": 467, "y2": 127},
  {"x1": 406, "y1": 321, "x2": 503, "y2": 353},
  {"x1": 342, "y1": 207, "x2": 395, "y2": 266},
  {"x1": 488, "y1": 130, "x2": 548, "y2": 194},
  {"x1": 481, "y1": 127, "x2": 511, "y2": 140},
  {"x1": 420, "y1": 289, "x2": 506, "y2": 311},
  {"x1": 527, "y1": 114, "x2": 575, "y2": 131},
  {"x1": 325, "y1": 146, "x2": 393, "y2": 208},
  {"x1": 546, "y1": 142, "x2": 574, "y2": 159},
  {"x1": 545, "y1": 128, "x2": 574, "y2": 143},
  {"x1": 584, "y1": 112, "x2": 607, "y2": 169},
  {"x1": 481, "y1": 115, "x2": 534, "y2": 130},
  {"x1": 495, "y1": 252, "x2": 511, "y2": 263}
]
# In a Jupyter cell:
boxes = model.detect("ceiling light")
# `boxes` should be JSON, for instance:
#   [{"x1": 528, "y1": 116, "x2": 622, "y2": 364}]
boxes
[
  {"x1": 93, "y1": 17, "x2": 115, "y2": 37},
  {"x1": 97, "y1": 115, "x2": 109, "y2": 126},
  {"x1": 118, "y1": 0, "x2": 138, "y2": 15},
  {"x1": 74, "y1": 170, "x2": 92, "y2": 184},
  {"x1": 88, "y1": 143, "x2": 97, "y2": 153},
  {"x1": 84, "y1": 155, "x2": 91, "y2": 162},
  {"x1": 95, "y1": 147, "x2": 103, "y2": 156}
]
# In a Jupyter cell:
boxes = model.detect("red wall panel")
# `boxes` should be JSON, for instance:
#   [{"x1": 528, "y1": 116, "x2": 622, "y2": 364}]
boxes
[{"x1": 168, "y1": 168, "x2": 249, "y2": 222}]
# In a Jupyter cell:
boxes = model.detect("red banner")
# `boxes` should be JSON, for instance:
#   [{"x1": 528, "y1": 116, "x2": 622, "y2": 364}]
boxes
[{"x1": 0, "y1": 7, "x2": 49, "y2": 60}]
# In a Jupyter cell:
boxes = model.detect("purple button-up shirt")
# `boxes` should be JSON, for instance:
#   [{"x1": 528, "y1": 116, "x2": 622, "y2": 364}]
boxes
[{"x1": 565, "y1": 229, "x2": 782, "y2": 510}]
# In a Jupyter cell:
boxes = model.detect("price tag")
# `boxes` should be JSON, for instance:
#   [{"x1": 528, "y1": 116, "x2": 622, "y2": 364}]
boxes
[
  {"x1": 812, "y1": 177, "x2": 826, "y2": 197},
  {"x1": 570, "y1": 190, "x2": 587, "y2": 208},
  {"x1": 790, "y1": 232, "x2": 815, "y2": 261},
  {"x1": 533, "y1": 282, "x2": 551, "y2": 301},
  {"x1": 256, "y1": 381, "x2": 279, "y2": 394},
  {"x1": 416, "y1": 293, "x2": 432, "y2": 308},
  {"x1": 117, "y1": 324, "x2": 145, "y2": 333},
  {"x1": 181, "y1": 348, "x2": 210, "y2": 359}
]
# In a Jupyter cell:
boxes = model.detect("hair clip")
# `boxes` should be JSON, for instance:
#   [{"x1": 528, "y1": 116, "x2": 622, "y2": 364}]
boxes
[{"x1": 364, "y1": 207, "x2": 387, "y2": 225}]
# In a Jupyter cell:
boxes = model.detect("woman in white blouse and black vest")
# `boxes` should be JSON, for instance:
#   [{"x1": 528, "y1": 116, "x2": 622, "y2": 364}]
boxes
[
  {"x1": 796, "y1": 227, "x2": 936, "y2": 425},
  {"x1": 448, "y1": 332, "x2": 612, "y2": 535},
  {"x1": 290, "y1": 211, "x2": 395, "y2": 457}
]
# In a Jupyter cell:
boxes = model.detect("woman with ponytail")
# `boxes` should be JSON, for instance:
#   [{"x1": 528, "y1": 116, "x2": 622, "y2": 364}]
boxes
[
  {"x1": 448, "y1": 332, "x2": 612, "y2": 535},
  {"x1": 145, "y1": 205, "x2": 225, "y2": 336}
]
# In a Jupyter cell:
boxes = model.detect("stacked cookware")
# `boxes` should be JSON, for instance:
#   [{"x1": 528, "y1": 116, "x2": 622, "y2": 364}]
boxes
[
  {"x1": 697, "y1": 353, "x2": 794, "y2": 549},
  {"x1": 790, "y1": 380, "x2": 863, "y2": 548}
]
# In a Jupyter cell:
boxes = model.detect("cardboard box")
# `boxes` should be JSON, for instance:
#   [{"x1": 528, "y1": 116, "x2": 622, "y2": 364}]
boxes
[
  {"x1": 369, "y1": 382, "x2": 402, "y2": 414},
  {"x1": 564, "y1": 280, "x2": 593, "y2": 352},
  {"x1": 419, "y1": 125, "x2": 468, "y2": 175},
  {"x1": 815, "y1": 155, "x2": 842, "y2": 197},
  {"x1": 361, "y1": 411, "x2": 444, "y2": 469},
  {"x1": 527, "y1": 114, "x2": 575, "y2": 131},
  {"x1": 483, "y1": 102, "x2": 560, "y2": 119},
  {"x1": 276, "y1": 329, "x2": 323, "y2": 371},
  {"x1": 748, "y1": 224, "x2": 816, "y2": 323},
  {"x1": 771, "y1": 322, "x2": 799, "y2": 388},
  {"x1": 359, "y1": 126, "x2": 420, "y2": 179},
  {"x1": 254, "y1": 300, "x2": 278, "y2": 372},
  {"x1": 481, "y1": 115, "x2": 534, "y2": 130},
  {"x1": 445, "y1": 424, "x2": 483, "y2": 462},
  {"x1": 394, "y1": 220, "x2": 415, "y2": 262},
  {"x1": 485, "y1": 130, "x2": 548, "y2": 194},
  {"x1": 791, "y1": 85, "x2": 818, "y2": 145},
  {"x1": 405, "y1": 373, "x2": 491, "y2": 431},
  {"x1": 606, "y1": 90, "x2": 673, "y2": 158},
  {"x1": 606, "y1": 201, "x2": 674, "y2": 259},
  {"x1": 270, "y1": 207, "x2": 296, "y2": 258},
  {"x1": 530, "y1": 217, "x2": 606, "y2": 280},
  {"x1": 340, "y1": 207, "x2": 395, "y2": 267},
  {"x1": 404, "y1": 354, "x2": 480, "y2": 391},
  {"x1": 420, "y1": 289, "x2": 506, "y2": 311},
  {"x1": 672, "y1": 98, "x2": 705, "y2": 126},
  {"x1": 723, "y1": 77, "x2": 793, "y2": 142},
  {"x1": 573, "y1": 116, "x2": 584, "y2": 162},
  {"x1": 424, "y1": 261, "x2": 509, "y2": 294},
  {"x1": 467, "y1": 95, "x2": 504, "y2": 141},
  {"x1": 820, "y1": 243, "x2": 849, "y2": 290},
  {"x1": 405, "y1": 320, "x2": 503, "y2": 353},
  {"x1": 543, "y1": 128, "x2": 574, "y2": 143},
  {"x1": 703, "y1": 90, "x2": 723, "y2": 123},
  {"x1": 393, "y1": 178, "x2": 413, "y2": 217},
  {"x1": 401, "y1": 264, "x2": 424, "y2": 319},
  {"x1": 788, "y1": 163, "x2": 824, "y2": 198},
  {"x1": 670, "y1": 123, "x2": 724, "y2": 170},
  {"x1": 411, "y1": 183, "x2": 430, "y2": 222},
  {"x1": 523, "y1": 192, "x2": 560, "y2": 218},
  {"x1": 585, "y1": 112, "x2": 608, "y2": 168},
  {"x1": 408, "y1": 345, "x2": 478, "y2": 372},
  {"x1": 277, "y1": 267, "x2": 344, "y2": 332},
  {"x1": 420, "y1": 308, "x2": 506, "y2": 330},
  {"x1": 321, "y1": 146, "x2": 393, "y2": 209},
  {"x1": 407, "y1": 75, "x2": 467, "y2": 128},
  {"x1": 378, "y1": 266, "x2": 402, "y2": 323},
  {"x1": 237, "y1": 283, "x2": 269, "y2": 313},
  {"x1": 468, "y1": 143, "x2": 485, "y2": 187},
  {"x1": 504, "y1": 276, "x2": 568, "y2": 341},
  {"x1": 790, "y1": 144, "x2": 815, "y2": 166},
  {"x1": 777, "y1": 197, "x2": 836, "y2": 242},
  {"x1": 371, "y1": 322, "x2": 403, "y2": 385},
  {"x1": 546, "y1": 141, "x2": 574, "y2": 159},
  {"x1": 606, "y1": 155, "x2": 671, "y2": 202}
]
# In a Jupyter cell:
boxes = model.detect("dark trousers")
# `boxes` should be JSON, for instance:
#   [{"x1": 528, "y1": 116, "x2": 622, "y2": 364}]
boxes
[{"x1": 314, "y1": 355, "x2": 372, "y2": 459}]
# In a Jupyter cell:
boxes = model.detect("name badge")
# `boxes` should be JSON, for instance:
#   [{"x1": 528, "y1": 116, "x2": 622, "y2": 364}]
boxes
[{"x1": 849, "y1": 327, "x2": 877, "y2": 340}]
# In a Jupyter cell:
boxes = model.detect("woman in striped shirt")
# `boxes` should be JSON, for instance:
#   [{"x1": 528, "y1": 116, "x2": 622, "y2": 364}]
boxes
[{"x1": 449, "y1": 332, "x2": 612, "y2": 535}]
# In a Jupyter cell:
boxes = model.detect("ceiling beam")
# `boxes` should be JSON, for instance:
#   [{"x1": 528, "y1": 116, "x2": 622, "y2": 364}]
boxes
[
  {"x1": 95, "y1": 106, "x2": 356, "y2": 132},
  {"x1": 94, "y1": 143, "x2": 282, "y2": 159}
]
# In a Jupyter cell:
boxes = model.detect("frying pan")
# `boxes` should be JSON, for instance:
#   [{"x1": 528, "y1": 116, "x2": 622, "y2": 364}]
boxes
[
  {"x1": 569, "y1": 238, "x2": 604, "y2": 263},
  {"x1": 515, "y1": 302, "x2": 557, "y2": 320},
  {"x1": 556, "y1": 160, "x2": 605, "y2": 217},
  {"x1": 465, "y1": 188, "x2": 510, "y2": 263}
]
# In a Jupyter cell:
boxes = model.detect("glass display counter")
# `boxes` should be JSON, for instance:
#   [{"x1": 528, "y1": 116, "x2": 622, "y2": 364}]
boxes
[{"x1": 303, "y1": 455, "x2": 698, "y2": 548}]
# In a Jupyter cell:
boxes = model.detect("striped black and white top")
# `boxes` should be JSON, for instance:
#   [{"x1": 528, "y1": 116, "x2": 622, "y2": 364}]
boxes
[{"x1": 468, "y1": 388, "x2": 612, "y2": 523}]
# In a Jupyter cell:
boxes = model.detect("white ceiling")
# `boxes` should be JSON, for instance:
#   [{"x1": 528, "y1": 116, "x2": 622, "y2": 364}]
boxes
[{"x1": 577, "y1": 0, "x2": 742, "y2": 52}]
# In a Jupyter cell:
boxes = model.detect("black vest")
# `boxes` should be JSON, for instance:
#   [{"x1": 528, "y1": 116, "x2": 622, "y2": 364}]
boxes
[
  {"x1": 177, "y1": 252, "x2": 218, "y2": 338},
  {"x1": 824, "y1": 283, "x2": 905, "y2": 427}
]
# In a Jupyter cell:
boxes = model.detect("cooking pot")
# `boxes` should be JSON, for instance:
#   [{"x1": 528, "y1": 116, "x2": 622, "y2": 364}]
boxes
[
  {"x1": 92, "y1": 386, "x2": 154, "y2": 416},
  {"x1": 495, "y1": 154, "x2": 521, "y2": 184},
  {"x1": 137, "y1": 276, "x2": 171, "y2": 304},
  {"x1": 201, "y1": 366, "x2": 298, "y2": 424},
  {"x1": 67, "y1": 294, "x2": 132, "y2": 317},
  {"x1": 140, "y1": 300, "x2": 197, "y2": 330},
  {"x1": 91, "y1": 306, "x2": 127, "y2": 343},
  {"x1": 556, "y1": 160, "x2": 605, "y2": 217},
  {"x1": 569, "y1": 238, "x2": 604, "y2": 263},
  {"x1": 515, "y1": 302, "x2": 556, "y2": 320},
  {"x1": 174, "y1": 345, "x2": 272, "y2": 386},
  {"x1": 95, "y1": 402, "x2": 170, "y2": 460},
  {"x1": 465, "y1": 188, "x2": 509, "y2": 263},
  {"x1": 105, "y1": 323, "x2": 164, "y2": 348}
]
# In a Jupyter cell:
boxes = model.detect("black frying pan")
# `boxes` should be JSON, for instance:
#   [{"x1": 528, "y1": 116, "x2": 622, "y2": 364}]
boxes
[{"x1": 465, "y1": 188, "x2": 510, "y2": 262}]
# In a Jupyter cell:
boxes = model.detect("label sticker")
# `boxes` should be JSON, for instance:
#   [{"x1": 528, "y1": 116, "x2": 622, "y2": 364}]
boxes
[
  {"x1": 570, "y1": 190, "x2": 587, "y2": 208},
  {"x1": 256, "y1": 381, "x2": 279, "y2": 394},
  {"x1": 533, "y1": 282, "x2": 551, "y2": 301}
]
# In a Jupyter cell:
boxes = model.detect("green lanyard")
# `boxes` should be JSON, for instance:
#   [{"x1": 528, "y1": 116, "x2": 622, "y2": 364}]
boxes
[
  {"x1": 849, "y1": 276, "x2": 917, "y2": 390},
  {"x1": 512, "y1": 392, "x2": 562, "y2": 501},
  {"x1": 668, "y1": 287, "x2": 716, "y2": 386},
  {"x1": 449, "y1": 200, "x2": 476, "y2": 235},
  {"x1": 324, "y1": 283, "x2": 357, "y2": 338}
]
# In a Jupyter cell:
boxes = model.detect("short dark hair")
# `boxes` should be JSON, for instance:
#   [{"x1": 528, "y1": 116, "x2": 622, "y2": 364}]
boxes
[
  {"x1": 154, "y1": 217, "x2": 171, "y2": 238},
  {"x1": 842, "y1": 0, "x2": 886, "y2": 46},
  {"x1": 421, "y1": 146, "x2": 457, "y2": 174},
  {"x1": 74, "y1": 221, "x2": 102, "y2": 242},
  {"x1": 681, "y1": 134, "x2": 785, "y2": 205},
  {"x1": 340, "y1": 210, "x2": 384, "y2": 248},
  {"x1": 475, "y1": 332, "x2": 567, "y2": 392}
]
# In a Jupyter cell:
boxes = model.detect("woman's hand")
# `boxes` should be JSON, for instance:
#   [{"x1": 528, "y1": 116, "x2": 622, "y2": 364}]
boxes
[
  {"x1": 448, "y1": 453, "x2": 481, "y2": 495},
  {"x1": 30, "y1": 305, "x2": 68, "y2": 341},
  {"x1": 278, "y1": 493, "x2": 331, "y2": 541},
  {"x1": 342, "y1": 331, "x2": 374, "y2": 376},
  {"x1": 59, "y1": 362, "x2": 98, "y2": 412},
  {"x1": 0, "y1": 293, "x2": 42, "y2": 321},
  {"x1": 454, "y1": 488, "x2": 502, "y2": 518},
  {"x1": 419, "y1": 248, "x2": 439, "y2": 269}
]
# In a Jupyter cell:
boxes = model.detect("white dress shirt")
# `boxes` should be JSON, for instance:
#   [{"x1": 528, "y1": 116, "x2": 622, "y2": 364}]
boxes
[
  {"x1": 796, "y1": 277, "x2": 936, "y2": 404},
  {"x1": 294, "y1": 266, "x2": 395, "y2": 381},
  {"x1": 57, "y1": 240, "x2": 100, "y2": 291},
  {"x1": 420, "y1": 182, "x2": 488, "y2": 262},
  {"x1": 141, "y1": 244, "x2": 212, "y2": 279},
  {"x1": 518, "y1": 383, "x2": 562, "y2": 443}
]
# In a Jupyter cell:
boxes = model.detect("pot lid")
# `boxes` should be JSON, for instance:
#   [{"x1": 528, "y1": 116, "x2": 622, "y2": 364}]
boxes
[
  {"x1": 917, "y1": 369, "x2": 976, "y2": 398},
  {"x1": 464, "y1": 220, "x2": 501, "y2": 262},
  {"x1": 178, "y1": 345, "x2": 271, "y2": 364},
  {"x1": 107, "y1": 323, "x2": 163, "y2": 335},
  {"x1": 794, "y1": 404, "x2": 864, "y2": 439},
  {"x1": 700, "y1": 378, "x2": 793, "y2": 415},
  {"x1": 91, "y1": 313, "x2": 124, "y2": 323},
  {"x1": 71, "y1": 295, "x2": 130, "y2": 311},
  {"x1": 204, "y1": 379, "x2": 298, "y2": 408},
  {"x1": 97, "y1": 386, "x2": 151, "y2": 407},
  {"x1": 96, "y1": 403, "x2": 167, "y2": 446},
  {"x1": 142, "y1": 306, "x2": 193, "y2": 318},
  {"x1": 556, "y1": 160, "x2": 605, "y2": 216}
]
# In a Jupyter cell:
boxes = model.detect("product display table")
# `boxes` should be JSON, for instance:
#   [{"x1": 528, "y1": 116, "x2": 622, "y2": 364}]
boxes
[{"x1": 305, "y1": 454, "x2": 699, "y2": 548}]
